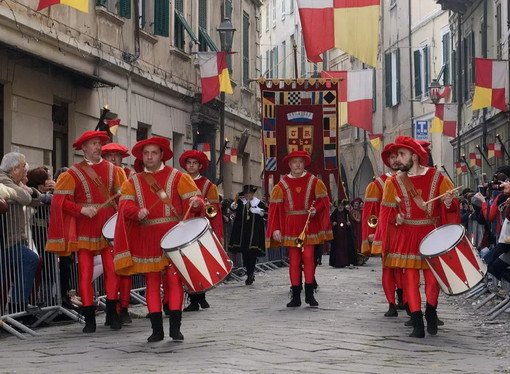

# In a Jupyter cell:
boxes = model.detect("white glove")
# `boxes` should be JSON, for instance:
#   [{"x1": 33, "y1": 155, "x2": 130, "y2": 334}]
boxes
[{"x1": 250, "y1": 206, "x2": 264, "y2": 216}]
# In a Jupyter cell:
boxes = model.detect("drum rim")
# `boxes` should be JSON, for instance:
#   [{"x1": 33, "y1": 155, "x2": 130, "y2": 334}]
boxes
[
  {"x1": 102, "y1": 212, "x2": 118, "y2": 240},
  {"x1": 419, "y1": 223, "x2": 466, "y2": 258},
  {"x1": 161, "y1": 217, "x2": 210, "y2": 251}
]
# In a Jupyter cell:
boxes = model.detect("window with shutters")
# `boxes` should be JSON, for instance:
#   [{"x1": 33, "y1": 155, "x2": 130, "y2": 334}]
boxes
[
  {"x1": 462, "y1": 32, "x2": 475, "y2": 101},
  {"x1": 413, "y1": 44, "x2": 429, "y2": 99},
  {"x1": 496, "y1": 3, "x2": 502, "y2": 59},
  {"x1": 243, "y1": 12, "x2": 250, "y2": 86},
  {"x1": 153, "y1": 0, "x2": 169, "y2": 37},
  {"x1": 198, "y1": 0, "x2": 217, "y2": 52},
  {"x1": 281, "y1": 0, "x2": 286, "y2": 20},
  {"x1": 385, "y1": 49, "x2": 400, "y2": 107},
  {"x1": 174, "y1": 0, "x2": 199, "y2": 51},
  {"x1": 96, "y1": 0, "x2": 130, "y2": 19},
  {"x1": 272, "y1": 0, "x2": 276, "y2": 27},
  {"x1": 441, "y1": 32, "x2": 451, "y2": 85},
  {"x1": 281, "y1": 40, "x2": 287, "y2": 78},
  {"x1": 300, "y1": 31, "x2": 306, "y2": 77},
  {"x1": 265, "y1": 4, "x2": 270, "y2": 31},
  {"x1": 265, "y1": 50, "x2": 271, "y2": 78}
]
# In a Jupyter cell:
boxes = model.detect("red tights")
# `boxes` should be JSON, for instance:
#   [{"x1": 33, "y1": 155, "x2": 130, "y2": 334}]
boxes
[
  {"x1": 404, "y1": 268, "x2": 439, "y2": 312},
  {"x1": 381, "y1": 267, "x2": 403, "y2": 304},
  {"x1": 119, "y1": 276, "x2": 132, "y2": 308},
  {"x1": 288, "y1": 245, "x2": 315, "y2": 286},
  {"x1": 147, "y1": 265, "x2": 184, "y2": 313},
  {"x1": 78, "y1": 248, "x2": 119, "y2": 306}
]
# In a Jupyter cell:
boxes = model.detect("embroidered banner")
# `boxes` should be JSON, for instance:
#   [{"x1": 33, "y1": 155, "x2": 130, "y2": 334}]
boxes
[{"x1": 258, "y1": 78, "x2": 346, "y2": 203}]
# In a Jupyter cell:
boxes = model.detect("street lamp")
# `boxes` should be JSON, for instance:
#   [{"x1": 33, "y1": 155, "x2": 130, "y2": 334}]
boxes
[
  {"x1": 216, "y1": 18, "x2": 236, "y2": 186},
  {"x1": 429, "y1": 79, "x2": 442, "y2": 104}
]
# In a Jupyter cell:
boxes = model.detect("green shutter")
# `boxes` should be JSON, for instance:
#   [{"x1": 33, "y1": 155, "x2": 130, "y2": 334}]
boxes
[
  {"x1": 119, "y1": 0, "x2": 131, "y2": 18},
  {"x1": 96, "y1": 0, "x2": 107, "y2": 7},
  {"x1": 384, "y1": 52, "x2": 392, "y2": 107},
  {"x1": 424, "y1": 46, "x2": 430, "y2": 96},
  {"x1": 443, "y1": 33, "x2": 450, "y2": 85},
  {"x1": 414, "y1": 49, "x2": 421, "y2": 97},
  {"x1": 395, "y1": 49, "x2": 400, "y2": 105},
  {"x1": 154, "y1": 0, "x2": 169, "y2": 37}
]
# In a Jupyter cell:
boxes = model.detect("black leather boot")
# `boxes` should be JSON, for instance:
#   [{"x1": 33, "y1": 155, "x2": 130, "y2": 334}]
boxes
[
  {"x1": 147, "y1": 312, "x2": 164, "y2": 342},
  {"x1": 81, "y1": 305, "x2": 96, "y2": 333},
  {"x1": 304, "y1": 283, "x2": 319, "y2": 307},
  {"x1": 384, "y1": 303, "x2": 398, "y2": 317},
  {"x1": 105, "y1": 299, "x2": 122, "y2": 330},
  {"x1": 409, "y1": 311, "x2": 425, "y2": 338},
  {"x1": 119, "y1": 307, "x2": 132, "y2": 324},
  {"x1": 198, "y1": 293, "x2": 210, "y2": 309},
  {"x1": 396, "y1": 288, "x2": 405, "y2": 310},
  {"x1": 169, "y1": 310, "x2": 184, "y2": 341},
  {"x1": 183, "y1": 294, "x2": 200, "y2": 312},
  {"x1": 425, "y1": 303, "x2": 438, "y2": 335},
  {"x1": 286, "y1": 286, "x2": 302, "y2": 307}
]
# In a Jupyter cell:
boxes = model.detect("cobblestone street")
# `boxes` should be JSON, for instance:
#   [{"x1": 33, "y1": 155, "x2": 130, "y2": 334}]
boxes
[{"x1": 1, "y1": 256, "x2": 509, "y2": 374}]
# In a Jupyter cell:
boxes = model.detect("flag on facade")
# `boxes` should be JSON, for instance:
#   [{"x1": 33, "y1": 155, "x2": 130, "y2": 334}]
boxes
[
  {"x1": 368, "y1": 133, "x2": 383, "y2": 150},
  {"x1": 297, "y1": 0, "x2": 380, "y2": 67},
  {"x1": 469, "y1": 152, "x2": 481, "y2": 167},
  {"x1": 198, "y1": 52, "x2": 233, "y2": 104},
  {"x1": 430, "y1": 103, "x2": 457, "y2": 137},
  {"x1": 223, "y1": 147, "x2": 237, "y2": 163},
  {"x1": 461, "y1": 162, "x2": 468, "y2": 173},
  {"x1": 488, "y1": 142, "x2": 502, "y2": 159},
  {"x1": 472, "y1": 58, "x2": 507, "y2": 112},
  {"x1": 106, "y1": 119, "x2": 120, "y2": 136},
  {"x1": 37, "y1": 0, "x2": 88, "y2": 13},
  {"x1": 322, "y1": 70, "x2": 373, "y2": 132},
  {"x1": 196, "y1": 143, "x2": 211, "y2": 160},
  {"x1": 455, "y1": 162, "x2": 462, "y2": 175}
]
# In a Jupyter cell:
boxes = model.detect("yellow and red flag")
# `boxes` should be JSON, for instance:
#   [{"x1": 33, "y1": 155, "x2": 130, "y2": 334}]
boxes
[
  {"x1": 469, "y1": 152, "x2": 481, "y2": 167},
  {"x1": 472, "y1": 58, "x2": 507, "y2": 112},
  {"x1": 198, "y1": 52, "x2": 233, "y2": 104},
  {"x1": 297, "y1": 0, "x2": 380, "y2": 67},
  {"x1": 430, "y1": 103, "x2": 457, "y2": 138},
  {"x1": 223, "y1": 148, "x2": 238, "y2": 164},
  {"x1": 455, "y1": 162, "x2": 462, "y2": 175},
  {"x1": 106, "y1": 119, "x2": 120, "y2": 136},
  {"x1": 37, "y1": 0, "x2": 88, "y2": 13},
  {"x1": 368, "y1": 133, "x2": 383, "y2": 150},
  {"x1": 196, "y1": 143, "x2": 211, "y2": 161},
  {"x1": 488, "y1": 143, "x2": 502, "y2": 159}
]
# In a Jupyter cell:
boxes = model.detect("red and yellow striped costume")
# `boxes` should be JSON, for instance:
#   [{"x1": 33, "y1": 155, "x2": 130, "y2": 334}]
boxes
[{"x1": 361, "y1": 173, "x2": 389, "y2": 256}]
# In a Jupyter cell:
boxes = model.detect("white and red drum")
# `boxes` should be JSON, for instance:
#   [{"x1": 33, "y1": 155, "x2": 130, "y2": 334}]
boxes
[
  {"x1": 102, "y1": 213, "x2": 117, "y2": 246},
  {"x1": 161, "y1": 217, "x2": 232, "y2": 294},
  {"x1": 420, "y1": 224, "x2": 487, "y2": 295}
]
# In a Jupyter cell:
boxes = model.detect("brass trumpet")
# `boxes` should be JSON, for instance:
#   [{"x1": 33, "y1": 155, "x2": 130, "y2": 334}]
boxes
[
  {"x1": 205, "y1": 204, "x2": 217, "y2": 218},
  {"x1": 295, "y1": 201, "x2": 315, "y2": 249},
  {"x1": 367, "y1": 215, "x2": 378, "y2": 228}
]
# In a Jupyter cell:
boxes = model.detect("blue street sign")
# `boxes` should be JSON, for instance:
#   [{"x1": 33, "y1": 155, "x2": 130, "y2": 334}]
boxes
[{"x1": 415, "y1": 120, "x2": 429, "y2": 141}]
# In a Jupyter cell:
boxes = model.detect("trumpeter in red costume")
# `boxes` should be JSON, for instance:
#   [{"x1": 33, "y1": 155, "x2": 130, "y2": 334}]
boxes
[
  {"x1": 46, "y1": 131, "x2": 127, "y2": 333},
  {"x1": 113, "y1": 137, "x2": 203, "y2": 342},
  {"x1": 378, "y1": 136, "x2": 459, "y2": 338},
  {"x1": 266, "y1": 150, "x2": 333, "y2": 307},
  {"x1": 178, "y1": 149, "x2": 223, "y2": 312},
  {"x1": 363, "y1": 143, "x2": 404, "y2": 317}
]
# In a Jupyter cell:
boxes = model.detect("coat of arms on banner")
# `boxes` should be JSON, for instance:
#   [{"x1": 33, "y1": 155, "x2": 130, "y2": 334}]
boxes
[{"x1": 287, "y1": 125, "x2": 314, "y2": 154}]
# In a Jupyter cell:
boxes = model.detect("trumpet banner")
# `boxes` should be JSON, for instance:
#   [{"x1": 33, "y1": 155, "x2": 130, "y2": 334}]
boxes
[{"x1": 259, "y1": 78, "x2": 347, "y2": 203}]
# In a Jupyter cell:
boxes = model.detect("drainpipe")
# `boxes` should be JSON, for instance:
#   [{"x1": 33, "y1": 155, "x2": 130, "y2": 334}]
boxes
[{"x1": 408, "y1": 0, "x2": 414, "y2": 135}]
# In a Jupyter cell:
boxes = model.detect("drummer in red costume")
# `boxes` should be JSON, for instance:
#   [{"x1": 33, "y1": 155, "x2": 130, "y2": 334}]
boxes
[
  {"x1": 378, "y1": 136, "x2": 459, "y2": 338},
  {"x1": 178, "y1": 149, "x2": 224, "y2": 312},
  {"x1": 266, "y1": 150, "x2": 333, "y2": 307},
  {"x1": 46, "y1": 131, "x2": 127, "y2": 333},
  {"x1": 362, "y1": 144, "x2": 404, "y2": 317},
  {"x1": 101, "y1": 142, "x2": 133, "y2": 324},
  {"x1": 113, "y1": 137, "x2": 203, "y2": 342}
]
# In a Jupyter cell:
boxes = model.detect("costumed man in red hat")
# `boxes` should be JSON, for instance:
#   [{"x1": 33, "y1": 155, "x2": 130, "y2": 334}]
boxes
[
  {"x1": 46, "y1": 131, "x2": 127, "y2": 333},
  {"x1": 266, "y1": 150, "x2": 333, "y2": 307},
  {"x1": 363, "y1": 143, "x2": 405, "y2": 317},
  {"x1": 178, "y1": 149, "x2": 223, "y2": 311},
  {"x1": 113, "y1": 137, "x2": 203, "y2": 342},
  {"x1": 378, "y1": 136, "x2": 459, "y2": 338},
  {"x1": 101, "y1": 143, "x2": 133, "y2": 324}
]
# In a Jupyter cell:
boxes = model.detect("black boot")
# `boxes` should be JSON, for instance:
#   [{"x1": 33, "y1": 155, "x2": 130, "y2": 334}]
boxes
[
  {"x1": 147, "y1": 312, "x2": 164, "y2": 342},
  {"x1": 105, "y1": 299, "x2": 122, "y2": 330},
  {"x1": 396, "y1": 288, "x2": 405, "y2": 310},
  {"x1": 169, "y1": 310, "x2": 184, "y2": 341},
  {"x1": 245, "y1": 274, "x2": 255, "y2": 285},
  {"x1": 183, "y1": 294, "x2": 200, "y2": 312},
  {"x1": 425, "y1": 303, "x2": 438, "y2": 336},
  {"x1": 119, "y1": 307, "x2": 132, "y2": 324},
  {"x1": 198, "y1": 293, "x2": 210, "y2": 309},
  {"x1": 287, "y1": 285, "x2": 302, "y2": 307},
  {"x1": 384, "y1": 303, "x2": 398, "y2": 317},
  {"x1": 304, "y1": 283, "x2": 319, "y2": 307},
  {"x1": 409, "y1": 311, "x2": 425, "y2": 338},
  {"x1": 81, "y1": 305, "x2": 96, "y2": 333},
  {"x1": 163, "y1": 302, "x2": 170, "y2": 316}
]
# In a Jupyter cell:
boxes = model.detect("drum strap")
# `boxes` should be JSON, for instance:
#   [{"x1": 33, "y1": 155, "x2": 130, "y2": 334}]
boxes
[
  {"x1": 141, "y1": 172, "x2": 180, "y2": 218},
  {"x1": 398, "y1": 173, "x2": 427, "y2": 212},
  {"x1": 79, "y1": 161, "x2": 117, "y2": 211}
]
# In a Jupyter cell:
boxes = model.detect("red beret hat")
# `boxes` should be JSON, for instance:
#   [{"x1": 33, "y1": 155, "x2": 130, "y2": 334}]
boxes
[
  {"x1": 381, "y1": 143, "x2": 395, "y2": 168},
  {"x1": 72, "y1": 131, "x2": 110, "y2": 150},
  {"x1": 282, "y1": 150, "x2": 311, "y2": 167},
  {"x1": 101, "y1": 143, "x2": 130, "y2": 158},
  {"x1": 389, "y1": 136, "x2": 429, "y2": 166},
  {"x1": 131, "y1": 137, "x2": 173, "y2": 162},
  {"x1": 179, "y1": 150, "x2": 209, "y2": 172}
]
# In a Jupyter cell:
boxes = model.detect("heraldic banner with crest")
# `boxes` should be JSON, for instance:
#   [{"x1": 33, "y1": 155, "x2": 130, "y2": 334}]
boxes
[{"x1": 258, "y1": 78, "x2": 347, "y2": 203}]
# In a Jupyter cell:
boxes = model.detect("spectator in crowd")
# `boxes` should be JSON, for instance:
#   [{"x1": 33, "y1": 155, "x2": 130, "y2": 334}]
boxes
[
  {"x1": 0, "y1": 152, "x2": 42, "y2": 312},
  {"x1": 329, "y1": 200, "x2": 356, "y2": 268}
]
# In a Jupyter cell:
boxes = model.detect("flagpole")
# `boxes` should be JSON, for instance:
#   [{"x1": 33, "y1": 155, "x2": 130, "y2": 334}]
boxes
[
  {"x1": 475, "y1": 144, "x2": 493, "y2": 172},
  {"x1": 441, "y1": 164, "x2": 453, "y2": 181},
  {"x1": 461, "y1": 154, "x2": 475, "y2": 177},
  {"x1": 496, "y1": 133, "x2": 510, "y2": 161},
  {"x1": 293, "y1": 41, "x2": 298, "y2": 79}
]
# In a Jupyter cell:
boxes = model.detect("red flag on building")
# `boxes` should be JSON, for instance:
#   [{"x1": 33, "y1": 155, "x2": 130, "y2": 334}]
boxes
[
  {"x1": 297, "y1": 0, "x2": 380, "y2": 67},
  {"x1": 223, "y1": 148, "x2": 237, "y2": 163},
  {"x1": 430, "y1": 103, "x2": 457, "y2": 138},
  {"x1": 198, "y1": 52, "x2": 233, "y2": 104},
  {"x1": 106, "y1": 119, "x2": 120, "y2": 136},
  {"x1": 469, "y1": 152, "x2": 481, "y2": 167},
  {"x1": 488, "y1": 142, "x2": 503, "y2": 159},
  {"x1": 455, "y1": 162, "x2": 462, "y2": 175},
  {"x1": 460, "y1": 162, "x2": 468, "y2": 173},
  {"x1": 472, "y1": 58, "x2": 507, "y2": 112},
  {"x1": 196, "y1": 143, "x2": 211, "y2": 160},
  {"x1": 37, "y1": 0, "x2": 88, "y2": 12}
]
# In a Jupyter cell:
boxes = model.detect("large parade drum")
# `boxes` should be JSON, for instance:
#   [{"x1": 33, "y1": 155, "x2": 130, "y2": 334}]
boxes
[
  {"x1": 419, "y1": 224, "x2": 487, "y2": 295},
  {"x1": 102, "y1": 213, "x2": 117, "y2": 245},
  {"x1": 161, "y1": 217, "x2": 232, "y2": 294}
]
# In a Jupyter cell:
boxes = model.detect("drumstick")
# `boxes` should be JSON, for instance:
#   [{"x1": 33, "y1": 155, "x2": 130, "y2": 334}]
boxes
[
  {"x1": 424, "y1": 186, "x2": 463, "y2": 205},
  {"x1": 182, "y1": 203, "x2": 193, "y2": 221},
  {"x1": 97, "y1": 193, "x2": 121, "y2": 210}
]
